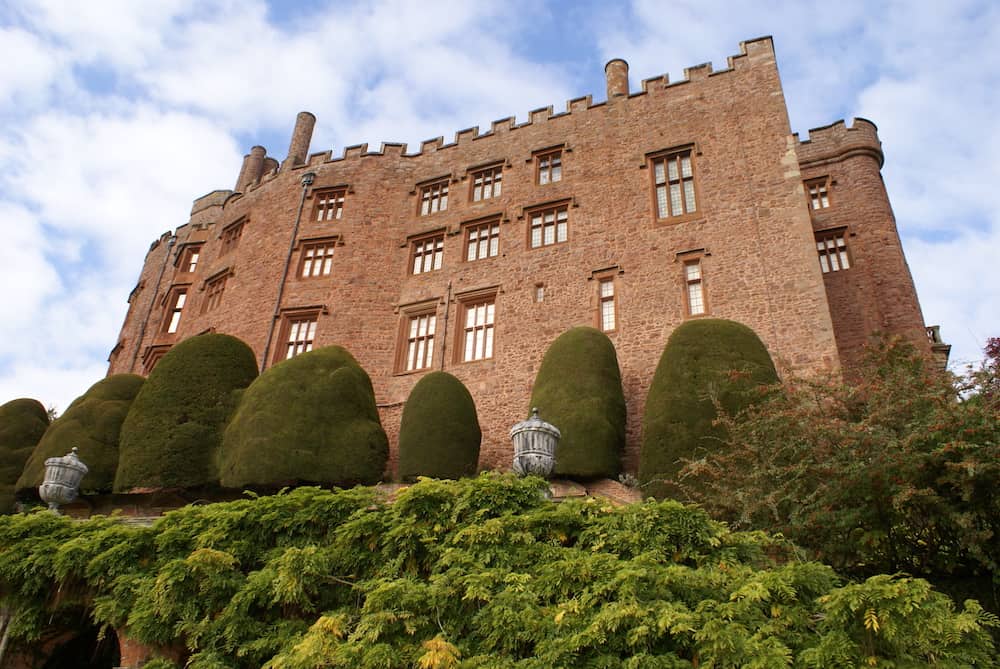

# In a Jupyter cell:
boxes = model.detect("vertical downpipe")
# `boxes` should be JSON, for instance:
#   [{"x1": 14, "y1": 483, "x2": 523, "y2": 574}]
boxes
[
  {"x1": 128, "y1": 235, "x2": 176, "y2": 373},
  {"x1": 260, "y1": 172, "x2": 315, "y2": 370},
  {"x1": 439, "y1": 280, "x2": 452, "y2": 369}
]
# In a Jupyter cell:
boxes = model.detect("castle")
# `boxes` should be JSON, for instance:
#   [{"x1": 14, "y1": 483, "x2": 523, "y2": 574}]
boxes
[{"x1": 107, "y1": 37, "x2": 947, "y2": 474}]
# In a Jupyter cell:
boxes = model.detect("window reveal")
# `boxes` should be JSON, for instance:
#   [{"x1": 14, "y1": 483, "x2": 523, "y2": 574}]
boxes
[{"x1": 653, "y1": 150, "x2": 697, "y2": 218}]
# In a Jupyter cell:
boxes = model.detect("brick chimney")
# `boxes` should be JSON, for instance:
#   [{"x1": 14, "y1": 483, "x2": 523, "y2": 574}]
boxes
[
  {"x1": 605, "y1": 59, "x2": 629, "y2": 100},
  {"x1": 235, "y1": 146, "x2": 267, "y2": 191},
  {"x1": 284, "y1": 111, "x2": 316, "y2": 168}
]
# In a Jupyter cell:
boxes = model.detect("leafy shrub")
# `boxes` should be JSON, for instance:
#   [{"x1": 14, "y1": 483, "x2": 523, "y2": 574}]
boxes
[
  {"x1": 0, "y1": 398, "x2": 49, "y2": 513},
  {"x1": 397, "y1": 372, "x2": 481, "y2": 481},
  {"x1": 640, "y1": 318, "x2": 777, "y2": 499},
  {"x1": 219, "y1": 345, "x2": 387, "y2": 489},
  {"x1": 15, "y1": 376, "x2": 144, "y2": 500},
  {"x1": 528, "y1": 327, "x2": 626, "y2": 479},
  {"x1": 115, "y1": 334, "x2": 258, "y2": 492},
  {"x1": 0, "y1": 476, "x2": 995, "y2": 667}
]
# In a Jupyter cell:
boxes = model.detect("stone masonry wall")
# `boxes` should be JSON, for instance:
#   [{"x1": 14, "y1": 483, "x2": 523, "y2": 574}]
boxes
[{"x1": 109, "y1": 37, "x2": 922, "y2": 477}]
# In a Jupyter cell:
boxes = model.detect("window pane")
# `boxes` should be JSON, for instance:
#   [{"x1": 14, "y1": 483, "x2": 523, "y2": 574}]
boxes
[
  {"x1": 684, "y1": 181, "x2": 696, "y2": 213},
  {"x1": 670, "y1": 184, "x2": 682, "y2": 216}
]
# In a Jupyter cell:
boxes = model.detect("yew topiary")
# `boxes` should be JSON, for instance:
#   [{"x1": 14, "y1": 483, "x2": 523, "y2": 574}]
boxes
[
  {"x1": 640, "y1": 318, "x2": 778, "y2": 499},
  {"x1": 16, "y1": 375, "x2": 144, "y2": 500},
  {"x1": 0, "y1": 398, "x2": 50, "y2": 513},
  {"x1": 219, "y1": 345, "x2": 388, "y2": 489},
  {"x1": 528, "y1": 327, "x2": 626, "y2": 479},
  {"x1": 397, "y1": 372, "x2": 481, "y2": 481},
  {"x1": 115, "y1": 334, "x2": 258, "y2": 492}
]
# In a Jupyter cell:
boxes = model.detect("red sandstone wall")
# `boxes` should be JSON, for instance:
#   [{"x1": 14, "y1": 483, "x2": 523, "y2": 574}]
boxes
[
  {"x1": 796, "y1": 119, "x2": 929, "y2": 370},
  {"x1": 110, "y1": 38, "x2": 843, "y2": 476}
]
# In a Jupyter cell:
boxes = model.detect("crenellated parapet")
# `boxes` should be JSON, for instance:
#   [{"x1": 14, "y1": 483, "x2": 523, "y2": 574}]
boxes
[{"x1": 795, "y1": 118, "x2": 884, "y2": 168}]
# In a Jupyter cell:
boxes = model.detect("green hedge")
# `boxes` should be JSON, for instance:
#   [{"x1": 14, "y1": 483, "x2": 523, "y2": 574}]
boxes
[
  {"x1": 115, "y1": 334, "x2": 258, "y2": 492},
  {"x1": 16, "y1": 375, "x2": 144, "y2": 499},
  {"x1": 0, "y1": 398, "x2": 49, "y2": 513},
  {"x1": 219, "y1": 345, "x2": 388, "y2": 489},
  {"x1": 640, "y1": 318, "x2": 778, "y2": 499},
  {"x1": 529, "y1": 327, "x2": 626, "y2": 479},
  {"x1": 397, "y1": 372, "x2": 481, "y2": 481}
]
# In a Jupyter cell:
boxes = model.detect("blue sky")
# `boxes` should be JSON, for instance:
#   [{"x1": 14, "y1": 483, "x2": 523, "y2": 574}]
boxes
[{"x1": 1, "y1": 0, "x2": 998, "y2": 411}]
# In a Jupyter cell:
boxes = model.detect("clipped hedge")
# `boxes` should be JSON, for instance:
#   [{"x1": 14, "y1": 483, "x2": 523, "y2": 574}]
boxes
[
  {"x1": 16, "y1": 375, "x2": 144, "y2": 499},
  {"x1": 219, "y1": 345, "x2": 388, "y2": 489},
  {"x1": 640, "y1": 318, "x2": 778, "y2": 499},
  {"x1": 529, "y1": 327, "x2": 626, "y2": 479},
  {"x1": 115, "y1": 334, "x2": 258, "y2": 492},
  {"x1": 0, "y1": 398, "x2": 49, "y2": 513},
  {"x1": 397, "y1": 371, "x2": 481, "y2": 481}
]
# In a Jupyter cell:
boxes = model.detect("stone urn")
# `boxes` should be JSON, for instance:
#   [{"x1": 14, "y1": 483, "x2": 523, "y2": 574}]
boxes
[
  {"x1": 510, "y1": 408, "x2": 560, "y2": 478},
  {"x1": 39, "y1": 447, "x2": 89, "y2": 513}
]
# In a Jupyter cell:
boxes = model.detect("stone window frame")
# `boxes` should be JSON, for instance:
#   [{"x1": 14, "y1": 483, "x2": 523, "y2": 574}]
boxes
[
  {"x1": 470, "y1": 162, "x2": 503, "y2": 202},
  {"x1": 296, "y1": 235, "x2": 342, "y2": 279},
  {"x1": 815, "y1": 227, "x2": 851, "y2": 273},
  {"x1": 408, "y1": 230, "x2": 445, "y2": 275},
  {"x1": 534, "y1": 146, "x2": 563, "y2": 185},
  {"x1": 647, "y1": 144, "x2": 701, "y2": 224},
  {"x1": 675, "y1": 249, "x2": 709, "y2": 317},
  {"x1": 274, "y1": 306, "x2": 325, "y2": 363},
  {"x1": 160, "y1": 284, "x2": 191, "y2": 334},
  {"x1": 805, "y1": 176, "x2": 832, "y2": 211},
  {"x1": 141, "y1": 344, "x2": 171, "y2": 375},
  {"x1": 395, "y1": 299, "x2": 439, "y2": 374},
  {"x1": 313, "y1": 186, "x2": 347, "y2": 222},
  {"x1": 454, "y1": 286, "x2": 499, "y2": 364},
  {"x1": 525, "y1": 200, "x2": 571, "y2": 249},
  {"x1": 201, "y1": 268, "x2": 232, "y2": 314},
  {"x1": 591, "y1": 266, "x2": 623, "y2": 333},
  {"x1": 176, "y1": 243, "x2": 202, "y2": 274},
  {"x1": 418, "y1": 177, "x2": 450, "y2": 216},
  {"x1": 219, "y1": 217, "x2": 246, "y2": 255},
  {"x1": 463, "y1": 214, "x2": 501, "y2": 262}
]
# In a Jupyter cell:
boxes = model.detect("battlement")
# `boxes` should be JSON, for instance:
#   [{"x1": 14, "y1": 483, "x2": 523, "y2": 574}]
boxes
[
  {"x1": 226, "y1": 36, "x2": 779, "y2": 191},
  {"x1": 795, "y1": 118, "x2": 883, "y2": 168}
]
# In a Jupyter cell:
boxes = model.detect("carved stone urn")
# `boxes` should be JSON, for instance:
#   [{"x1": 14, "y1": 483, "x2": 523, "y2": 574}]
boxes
[
  {"x1": 510, "y1": 408, "x2": 560, "y2": 478},
  {"x1": 39, "y1": 447, "x2": 89, "y2": 513}
]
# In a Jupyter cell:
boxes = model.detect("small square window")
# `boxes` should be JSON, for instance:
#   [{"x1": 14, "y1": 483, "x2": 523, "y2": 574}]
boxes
[
  {"x1": 202, "y1": 274, "x2": 227, "y2": 313},
  {"x1": 465, "y1": 219, "x2": 500, "y2": 261},
  {"x1": 300, "y1": 241, "x2": 337, "y2": 278},
  {"x1": 410, "y1": 234, "x2": 444, "y2": 275},
  {"x1": 419, "y1": 179, "x2": 449, "y2": 215},
  {"x1": 806, "y1": 177, "x2": 831, "y2": 210},
  {"x1": 534, "y1": 284, "x2": 545, "y2": 303},
  {"x1": 537, "y1": 150, "x2": 562, "y2": 185},
  {"x1": 651, "y1": 149, "x2": 697, "y2": 219},
  {"x1": 529, "y1": 204, "x2": 569, "y2": 249},
  {"x1": 220, "y1": 219, "x2": 245, "y2": 255},
  {"x1": 314, "y1": 188, "x2": 346, "y2": 221},
  {"x1": 471, "y1": 165, "x2": 503, "y2": 202},
  {"x1": 816, "y1": 229, "x2": 850, "y2": 273}
]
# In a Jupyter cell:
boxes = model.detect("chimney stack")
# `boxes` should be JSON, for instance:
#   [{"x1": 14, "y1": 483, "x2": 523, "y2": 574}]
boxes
[
  {"x1": 236, "y1": 146, "x2": 267, "y2": 191},
  {"x1": 605, "y1": 59, "x2": 630, "y2": 100},
  {"x1": 285, "y1": 111, "x2": 316, "y2": 168}
]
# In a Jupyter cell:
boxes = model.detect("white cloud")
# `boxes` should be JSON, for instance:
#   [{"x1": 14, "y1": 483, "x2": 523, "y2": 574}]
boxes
[{"x1": 0, "y1": 27, "x2": 66, "y2": 110}]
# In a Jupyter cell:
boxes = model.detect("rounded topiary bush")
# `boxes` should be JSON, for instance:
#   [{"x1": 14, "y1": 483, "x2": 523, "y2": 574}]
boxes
[
  {"x1": 219, "y1": 345, "x2": 388, "y2": 489},
  {"x1": 528, "y1": 326, "x2": 626, "y2": 479},
  {"x1": 16, "y1": 375, "x2": 144, "y2": 499},
  {"x1": 397, "y1": 372, "x2": 481, "y2": 481},
  {"x1": 115, "y1": 334, "x2": 258, "y2": 492},
  {"x1": 640, "y1": 318, "x2": 778, "y2": 499},
  {"x1": 1, "y1": 398, "x2": 50, "y2": 513}
]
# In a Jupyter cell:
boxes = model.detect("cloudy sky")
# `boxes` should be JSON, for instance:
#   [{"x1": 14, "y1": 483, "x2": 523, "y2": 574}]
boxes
[{"x1": 1, "y1": 0, "x2": 997, "y2": 412}]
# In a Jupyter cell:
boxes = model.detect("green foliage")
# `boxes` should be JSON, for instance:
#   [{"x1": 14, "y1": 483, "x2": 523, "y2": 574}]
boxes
[
  {"x1": 115, "y1": 334, "x2": 258, "y2": 492},
  {"x1": 219, "y1": 345, "x2": 388, "y2": 489},
  {"x1": 529, "y1": 327, "x2": 626, "y2": 478},
  {"x1": 0, "y1": 398, "x2": 49, "y2": 513},
  {"x1": 0, "y1": 476, "x2": 995, "y2": 667},
  {"x1": 16, "y1": 376, "x2": 143, "y2": 499},
  {"x1": 640, "y1": 318, "x2": 778, "y2": 499},
  {"x1": 398, "y1": 372, "x2": 481, "y2": 481},
  {"x1": 680, "y1": 336, "x2": 1000, "y2": 608}
]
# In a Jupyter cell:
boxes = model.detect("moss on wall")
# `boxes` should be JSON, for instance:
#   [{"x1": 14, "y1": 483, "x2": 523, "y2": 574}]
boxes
[
  {"x1": 16, "y1": 376, "x2": 144, "y2": 499},
  {"x1": 640, "y1": 318, "x2": 778, "y2": 499},
  {"x1": 397, "y1": 372, "x2": 481, "y2": 481},
  {"x1": 1, "y1": 398, "x2": 50, "y2": 512},
  {"x1": 219, "y1": 345, "x2": 388, "y2": 489},
  {"x1": 528, "y1": 327, "x2": 626, "y2": 479},
  {"x1": 115, "y1": 334, "x2": 258, "y2": 492}
]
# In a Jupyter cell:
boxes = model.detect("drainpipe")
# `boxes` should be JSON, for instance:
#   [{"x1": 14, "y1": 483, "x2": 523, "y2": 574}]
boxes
[
  {"x1": 439, "y1": 280, "x2": 452, "y2": 370},
  {"x1": 261, "y1": 171, "x2": 315, "y2": 370},
  {"x1": 128, "y1": 234, "x2": 176, "y2": 373}
]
